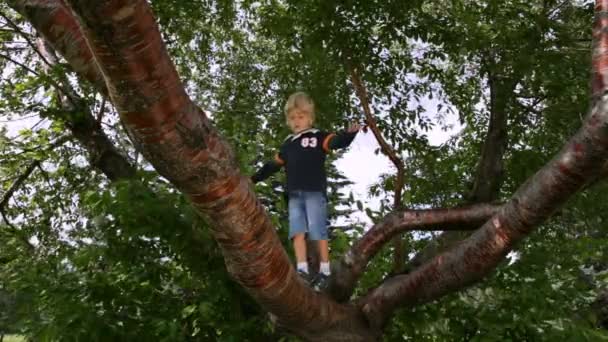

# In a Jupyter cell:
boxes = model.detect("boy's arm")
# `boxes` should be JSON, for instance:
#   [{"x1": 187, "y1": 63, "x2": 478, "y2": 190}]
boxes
[
  {"x1": 323, "y1": 123, "x2": 361, "y2": 151},
  {"x1": 251, "y1": 154, "x2": 285, "y2": 183}
]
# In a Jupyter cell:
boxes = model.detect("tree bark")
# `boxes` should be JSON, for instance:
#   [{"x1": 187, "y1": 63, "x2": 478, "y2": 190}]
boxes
[
  {"x1": 347, "y1": 63, "x2": 407, "y2": 273},
  {"x1": 469, "y1": 74, "x2": 514, "y2": 203},
  {"x1": 11, "y1": 0, "x2": 608, "y2": 340},
  {"x1": 9, "y1": 0, "x2": 106, "y2": 93},
  {"x1": 34, "y1": 31, "x2": 136, "y2": 181},
  {"x1": 331, "y1": 203, "x2": 501, "y2": 301},
  {"x1": 57, "y1": 1, "x2": 376, "y2": 339},
  {"x1": 358, "y1": 97, "x2": 608, "y2": 328}
]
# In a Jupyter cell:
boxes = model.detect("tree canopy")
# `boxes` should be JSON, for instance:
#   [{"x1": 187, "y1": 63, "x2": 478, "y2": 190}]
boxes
[{"x1": 0, "y1": 0, "x2": 607, "y2": 341}]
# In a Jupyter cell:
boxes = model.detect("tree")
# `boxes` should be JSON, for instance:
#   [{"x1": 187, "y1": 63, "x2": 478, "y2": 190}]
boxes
[{"x1": 1, "y1": 0, "x2": 607, "y2": 340}]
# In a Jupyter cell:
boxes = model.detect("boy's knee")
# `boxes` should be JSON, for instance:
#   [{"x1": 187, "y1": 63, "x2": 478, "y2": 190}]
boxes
[{"x1": 292, "y1": 233, "x2": 306, "y2": 241}]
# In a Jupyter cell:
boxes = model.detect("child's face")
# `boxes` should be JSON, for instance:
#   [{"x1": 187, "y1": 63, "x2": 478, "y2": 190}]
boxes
[{"x1": 287, "y1": 109, "x2": 313, "y2": 133}]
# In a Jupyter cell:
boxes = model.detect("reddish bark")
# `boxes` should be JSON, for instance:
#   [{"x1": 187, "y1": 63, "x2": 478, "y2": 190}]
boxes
[
  {"x1": 56, "y1": 0, "x2": 374, "y2": 339},
  {"x1": 331, "y1": 203, "x2": 501, "y2": 301},
  {"x1": 592, "y1": 0, "x2": 608, "y2": 101},
  {"x1": 9, "y1": 0, "x2": 106, "y2": 93},
  {"x1": 357, "y1": 101, "x2": 608, "y2": 328},
  {"x1": 11, "y1": 0, "x2": 608, "y2": 340}
]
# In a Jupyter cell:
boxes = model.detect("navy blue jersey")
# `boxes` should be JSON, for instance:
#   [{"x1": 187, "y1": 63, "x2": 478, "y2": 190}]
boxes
[{"x1": 252, "y1": 128, "x2": 357, "y2": 193}]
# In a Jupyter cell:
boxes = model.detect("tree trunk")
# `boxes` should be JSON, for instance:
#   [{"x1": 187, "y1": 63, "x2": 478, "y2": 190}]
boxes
[
  {"x1": 406, "y1": 71, "x2": 516, "y2": 271},
  {"x1": 11, "y1": 0, "x2": 608, "y2": 340}
]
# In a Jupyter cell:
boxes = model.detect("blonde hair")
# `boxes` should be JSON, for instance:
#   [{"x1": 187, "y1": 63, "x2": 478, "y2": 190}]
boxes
[{"x1": 284, "y1": 91, "x2": 315, "y2": 123}]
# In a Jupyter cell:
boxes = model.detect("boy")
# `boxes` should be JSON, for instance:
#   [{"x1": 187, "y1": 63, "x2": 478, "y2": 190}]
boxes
[{"x1": 252, "y1": 92, "x2": 360, "y2": 290}]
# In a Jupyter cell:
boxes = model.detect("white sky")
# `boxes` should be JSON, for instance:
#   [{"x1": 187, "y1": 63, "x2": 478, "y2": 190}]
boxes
[{"x1": 334, "y1": 107, "x2": 461, "y2": 226}]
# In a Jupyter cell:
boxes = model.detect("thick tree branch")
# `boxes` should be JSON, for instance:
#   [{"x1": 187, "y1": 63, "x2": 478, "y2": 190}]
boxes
[
  {"x1": 330, "y1": 203, "x2": 501, "y2": 301},
  {"x1": 8, "y1": 0, "x2": 107, "y2": 94},
  {"x1": 357, "y1": 2, "x2": 608, "y2": 327},
  {"x1": 56, "y1": 1, "x2": 374, "y2": 339},
  {"x1": 34, "y1": 35, "x2": 136, "y2": 181},
  {"x1": 358, "y1": 99, "x2": 608, "y2": 328}
]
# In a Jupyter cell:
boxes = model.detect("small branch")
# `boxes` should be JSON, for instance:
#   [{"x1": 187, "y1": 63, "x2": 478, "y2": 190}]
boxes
[
  {"x1": 0, "y1": 161, "x2": 38, "y2": 253},
  {"x1": 347, "y1": 61, "x2": 407, "y2": 272},
  {"x1": 0, "y1": 52, "x2": 42, "y2": 77},
  {"x1": 96, "y1": 97, "x2": 106, "y2": 124},
  {"x1": 0, "y1": 52, "x2": 70, "y2": 99},
  {"x1": 36, "y1": 37, "x2": 81, "y2": 107},
  {"x1": 0, "y1": 160, "x2": 39, "y2": 212},
  {"x1": 1, "y1": 135, "x2": 68, "y2": 252},
  {"x1": 1, "y1": 134, "x2": 70, "y2": 212},
  {"x1": 0, "y1": 10, "x2": 53, "y2": 68},
  {"x1": 347, "y1": 64, "x2": 406, "y2": 206},
  {"x1": 514, "y1": 95, "x2": 546, "y2": 116},
  {"x1": 8, "y1": 0, "x2": 108, "y2": 95},
  {"x1": 0, "y1": 210, "x2": 35, "y2": 253},
  {"x1": 34, "y1": 37, "x2": 136, "y2": 180}
]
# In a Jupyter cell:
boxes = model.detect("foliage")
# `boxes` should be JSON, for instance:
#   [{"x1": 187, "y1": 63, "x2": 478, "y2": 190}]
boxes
[{"x1": 0, "y1": 0, "x2": 607, "y2": 340}]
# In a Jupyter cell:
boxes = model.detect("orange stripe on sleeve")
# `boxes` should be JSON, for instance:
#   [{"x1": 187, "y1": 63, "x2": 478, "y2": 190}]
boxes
[
  {"x1": 274, "y1": 153, "x2": 285, "y2": 166},
  {"x1": 322, "y1": 133, "x2": 336, "y2": 153}
]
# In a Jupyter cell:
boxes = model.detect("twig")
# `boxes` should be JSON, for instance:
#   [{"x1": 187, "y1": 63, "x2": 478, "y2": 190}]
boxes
[
  {"x1": 0, "y1": 210, "x2": 35, "y2": 252},
  {"x1": 96, "y1": 97, "x2": 106, "y2": 124},
  {"x1": 0, "y1": 160, "x2": 39, "y2": 212},
  {"x1": 0, "y1": 135, "x2": 69, "y2": 250},
  {"x1": 0, "y1": 52, "x2": 42, "y2": 77},
  {"x1": 0, "y1": 10, "x2": 53, "y2": 68},
  {"x1": 0, "y1": 53, "x2": 66, "y2": 96},
  {"x1": 346, "y1": 63, "x2": 406, "y2": 208},
  {"x1": 346, "y1": 61, "x2": 407, "y2": 272}
]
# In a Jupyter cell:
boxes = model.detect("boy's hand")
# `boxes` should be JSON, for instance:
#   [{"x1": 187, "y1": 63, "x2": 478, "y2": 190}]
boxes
[{"x1": 347, "y1": 122, "x2": 362, "y2": 133}]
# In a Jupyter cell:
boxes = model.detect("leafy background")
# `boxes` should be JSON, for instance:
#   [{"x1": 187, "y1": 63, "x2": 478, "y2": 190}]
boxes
[{"x1": 0, "y1": 0, "x2": 606, "y2": 340}]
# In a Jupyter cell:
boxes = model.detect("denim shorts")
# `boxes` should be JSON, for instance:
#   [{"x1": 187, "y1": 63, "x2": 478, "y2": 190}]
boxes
[{"x1": 288, "y1": 191, "x2": 328, "y2": 240}]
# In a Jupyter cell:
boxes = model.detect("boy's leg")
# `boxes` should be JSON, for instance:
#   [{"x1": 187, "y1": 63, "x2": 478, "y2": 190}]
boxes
[
  {"x1": 304, "y1": 192, "x2": 330, "y2": 278},
  {"x1": 318, "y1": 240, "x2": 330, "y2": 275},
  {"x1": 288, "y1": 191, "x2": 309, "y2": 274},
  {"x1": 293, "y1": 233, "x2": 308, "y2": 271},
  {"x1": 318, "y1": 240, "x2": 329, "y2": 262}
]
